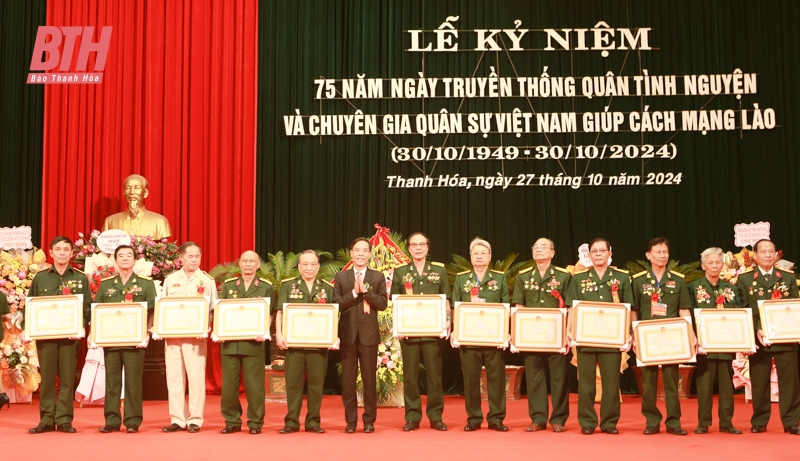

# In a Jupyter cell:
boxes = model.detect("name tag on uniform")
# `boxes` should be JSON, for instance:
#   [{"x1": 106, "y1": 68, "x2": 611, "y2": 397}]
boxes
[{"x1": 651, "y1": 302, "x2": 667, "y2": 317}]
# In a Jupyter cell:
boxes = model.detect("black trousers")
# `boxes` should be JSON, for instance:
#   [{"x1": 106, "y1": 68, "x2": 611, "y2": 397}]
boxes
[{"x1": 340, "y1": 339, "x2": 378, "y2": 425}]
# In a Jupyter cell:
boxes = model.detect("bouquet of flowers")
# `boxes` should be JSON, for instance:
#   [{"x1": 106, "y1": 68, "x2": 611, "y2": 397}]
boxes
[
  {"x1": 375, "y1": 334, "x2": 404, "y2": 405},
  {"x1": 74, "y1": 230, "x2": 182, "y2": 281},
  {"x1": 0, "y1": 248, "x2": 46, "y2": 313},
  {"x1": 0, "y1": 338, "x2": 41, "y2": 397}
]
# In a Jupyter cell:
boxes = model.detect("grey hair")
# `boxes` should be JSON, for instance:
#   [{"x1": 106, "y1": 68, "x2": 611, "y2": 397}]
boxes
[
  {"x1": 470, "y1": 237, "x2": 492, "y2": 254},
  {"x1": 700, "y1": 247, "x2": 724, "y2": 265}
]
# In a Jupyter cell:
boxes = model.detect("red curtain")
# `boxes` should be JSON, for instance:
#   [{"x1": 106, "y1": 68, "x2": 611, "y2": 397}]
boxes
[{"x1": 42, "y1": 0, "x2": 258, "y2": 393}]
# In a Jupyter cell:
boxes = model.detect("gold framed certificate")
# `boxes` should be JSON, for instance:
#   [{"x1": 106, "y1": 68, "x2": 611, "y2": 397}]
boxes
[
  {"x1": 282, "y1": 303, "x2": 339, "y2": 348},
  {"x1": 392, "y1": 294, "x2": 447, "y2": 337},
  {"x1": 571, "y1": 301, "x2": 630, "y2": 348},
  {"x1": 453, "y1": 302, "x2": 509, "y2": 347},
  {"x1": 24, "y1": 295, "x2": 83, "y2": 340},
  {"x1": 153, "y1": 296, "x2": 210, "y2": 338},
  {"x1": 213, "y1": 298, "x2": 270, "y2": 340},
  {"x1": 633, "y1": 317, "x2": 695, "y2": 366},
  {"x1": 91, "y1": 302, "x2": 148, "y2": 347},
  {"x1": 694, "y1": 308, "x2": 756, "y2": 353},
  {"x1": 758, "y1": 299, "x2": 800, "y2": 344},
  {"x1": 511, "y1": 307, "x2": 567, "y2": 353}
]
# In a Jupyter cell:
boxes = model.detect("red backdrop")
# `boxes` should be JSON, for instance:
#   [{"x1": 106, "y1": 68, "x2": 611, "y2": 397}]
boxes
[{"x1": 41, "y1": 0, "x2": 258, "y2": 392}]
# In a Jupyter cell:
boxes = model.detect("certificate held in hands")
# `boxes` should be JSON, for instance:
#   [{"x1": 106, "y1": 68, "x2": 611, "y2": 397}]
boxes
[
  {"x1": 213, "y1": 298, "x2": 270, "y2": 340},
  {"x1": 570, "y1": 300, "x2": 630, "y2": 348},
  {"x1": 633, "y1": 317, "x2": 695, "y2": 366},
  {"x1": 511, "y1": 307, "x2": 567, "y2": 353},
  {"x1": 282, "y1": 303, "x2": 339, "y2": 348},
  {"x1": 91, "y1": 302, "x2": 148, "y2": 347},
  {"x1": 758, "y1": 299, "x2": 800, "y2": 344},
  {"x1": 25, "y1": 295, "x2": 83, "y2": 340},
  {"x1": 153, "y1": 296, "x2": 210, "y2": 338},
  {"x1": 392, "y1": 294, "x2": 447, "y2": 337},
  {"x1": 453, "y1": 302, "x2": 509, "y2": 347},
  {"x1": 694, "y1": 308, "x2": 756, "y2": 353}
]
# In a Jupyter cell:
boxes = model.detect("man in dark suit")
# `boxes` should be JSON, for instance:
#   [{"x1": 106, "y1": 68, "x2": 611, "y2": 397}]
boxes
[{"x1": 333, "y1": 238, "x2": 388, "y2": 433}]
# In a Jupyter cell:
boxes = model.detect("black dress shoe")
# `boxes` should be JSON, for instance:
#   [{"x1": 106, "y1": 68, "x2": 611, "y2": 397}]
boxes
[
  {"x1": 29, "y1": 423, "x2": 55, "y2": 434},
  {"x1": 57, "y1": 423, "x2": 77, "y2": 433},
  {"x1": 431, "y1": 420, "x2": 447, "y2": 431},
  {"x1": 487, "y1": 422, "x2": 508, "y2": 432},
  {"x1": 720, "y1": 426, "x2": 742, "y2": 434},
  {"x1": 403, "y1": 421, "x2": 420, "y2": 431},
  {"x1": 364, "y1": 423, "x2": 375, "y2": 433},
  {"x1": 666, "y1": 427, "x2": 687, "y2": 436},
  {"x1": 784, "y1": 426, "x2": 800, "y2": 435},
  {"x1": 464, "y1": 422, "x2": 481, "y2": 432},
  {"x1": 694, "y1": 426, "x2": 708, "y2": 434},
  {"x1": 306, "y1": 426, "x2": 325, "y2": 433},
  {"x1": 126, "y1": 426, "x2": 139, "y2": 433},
  {"x1": 751, "y1": 425, "x2": 767, "y2": 433},
  {"x1": 602, "y1": 427, "x2": 619, "y2": 434},
  {"x1": 0, "y1": 393, "x2": 10, "y2": 409},
  {"x1": 643, "y1": 426, "x2": 660, "y2": 435},
  {"x1": 162, "y1": 423, "x2": 185, "y2": 433},
  {"x1": 345, "y1": 423, "x2": 357, "y2": 433},
  {"x1": 279, "y1": 426, "x2": 296, "y2": 434},
  {"x1": 98, "y1": 425, "x2": 120, "y2": 433},
  {"x1": 249, "y1": 427, "x2": 261, "y2": 434},
  {"x1": 188, "y1": 424, "x2": 200, "y2": 433},
  {"x1": 220, "y1": 425, "x2": 241, "y2": 434},
  {"x1": 581, "y1": 427, "x2": 594, "y2": 435}
]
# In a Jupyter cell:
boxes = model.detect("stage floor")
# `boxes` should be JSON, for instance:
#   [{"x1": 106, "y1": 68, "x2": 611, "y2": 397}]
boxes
[{"x1": 0, "y1": 394, "x2": 794, "y2": 460}]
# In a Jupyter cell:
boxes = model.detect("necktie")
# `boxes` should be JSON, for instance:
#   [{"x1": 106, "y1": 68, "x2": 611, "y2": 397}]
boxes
[{"x1": 764, "y1": 272, "x2": 771, "y2": 283}]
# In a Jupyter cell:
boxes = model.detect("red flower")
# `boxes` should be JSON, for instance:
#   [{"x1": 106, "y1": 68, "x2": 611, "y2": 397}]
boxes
[
  {"x1": 470, "y1": 286, "x2": 479, "y2": 296},
  {"x1": 771, "y1": 290, "x2": 782, "y2": 300},
  {"x1": 651, "y1": 293, "x2": 659, "y2": 303},
  {"x1": 404, "y1": 281, "x2": 413, "y2": 290},
  {"x1": 317, "y1": 297, "x2": 326, "y2": 304},
  {"x1": 716, "y1": 295, "x2": 725, "y2": 306},
  {"x1": 124, "y1": 293, "x2": 133, "y2": 302},
  {"x1": 197, "y1": 286, "x2": 205, "y2": 295},
  {"x1": 108, "y1": 267, "x2": 116, "y2": 274},
  {"x1": 62, "y1": 287, "x2": 71, "y2": 295},
  {"x1": 611, "y1": 283, "x2": 619, "y2": 293}
]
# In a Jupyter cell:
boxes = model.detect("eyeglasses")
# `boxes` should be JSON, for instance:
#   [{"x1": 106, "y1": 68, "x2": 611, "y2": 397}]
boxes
[
  {"x1": 532, "y1": 245, "x2": 553, "y2": 250},
  {"x1": 408, "y1": 243, "x2": 428, "y2": 248},
  {"x1": 590, "y1": 249, "x2": 609, "y2": 254},
  {"x1": 471, "y1": 252, "x2": 489, "y2": 257}
]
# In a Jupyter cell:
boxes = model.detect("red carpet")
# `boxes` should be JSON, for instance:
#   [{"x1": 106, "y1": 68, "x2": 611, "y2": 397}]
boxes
[{"x1": 0, "y1": 394, "x2": 794, "y2": 461}]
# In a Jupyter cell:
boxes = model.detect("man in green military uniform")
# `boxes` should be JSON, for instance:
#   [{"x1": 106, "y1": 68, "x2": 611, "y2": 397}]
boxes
[
  {"x1": 451, "y1": 237, "x2": 510, "y2": 432},
  {"x1": 95, "y1": 245, "x2": 156, "y2": 433},
  {"x1": 631, "y1": 237, "x2": 693, "y2": 436},
  {"x1": 390, "y1": 232, "x2": 449, "y2": 432},
  {"x1": 26, "y1": 236, "x2": 92, "y2": 434},
  {"x1": 689, "y1": 247, "x2": 742, "y2": 435},
  {"x1": 565, "y1": 238, "x2": 633, "y2": 435},
  {"x1": 216, "y1": 250, "x2": 272, "y2": 435},
  {"x1": 275, "y1": 250, "x2": 334, "y2": 434},
  {"x1": 512, "y1": 238, "x2": 571, "y2": 433},
  {"x1": 736, "y1": 239, "x2": 800, "y2": 435}
]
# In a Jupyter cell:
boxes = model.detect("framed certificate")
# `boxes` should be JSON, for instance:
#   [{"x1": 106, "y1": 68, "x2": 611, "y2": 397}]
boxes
[
  {"x1": 213, "y1": 298, "x2": 271, "y2": 340},
  {"x1": 758, "y1": 299, "x2": 800, "y2": 344},
  {"x1": 633, "y1": 317, "x2": 695, "y2": 366},
  {"x1": 282, "y1": 303, "x2": 339, "y2": 348},
  {"x1": 25, "y1": 295, "x2": 83, "y2": 340},
  {"x1": 511, "y1": 307, "x2": 567, "y2": 353},
  {"x1": 392, "y1": 294, "x2": 447, "y2": 337},
  {"x1": 694, "y1": 308, "x2": 756, "y2": 353},
  {"x1": 571, "y1": 301, "x2": 630, "y2": 348},
  {"x1": 153, "y1": 296, "x2": 210, "y2": 338},
  {"x1": 91, "y1": 302, "x2": 148, "y2": 347},
  {"x1": 453, "y1": 302, "x2": 509, "y2": 347}
]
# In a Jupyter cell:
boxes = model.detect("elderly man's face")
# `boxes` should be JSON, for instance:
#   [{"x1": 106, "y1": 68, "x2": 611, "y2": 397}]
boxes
[{"x1": 123, "y1": 177, "x2": 148, "y2": 208}]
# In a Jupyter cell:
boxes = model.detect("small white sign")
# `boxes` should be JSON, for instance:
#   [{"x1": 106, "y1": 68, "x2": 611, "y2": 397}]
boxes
[
  {"x1": 0, "y1": 226, "x2": 33, "y2": 250},
  {"x1": 734, "y1": 222, "x2": 770, "y2": 248},
  {"x1": 577, "y1": 243, "x2": 592, "y2": 267},
  {"x1": 96, "y1": 230, "x2": 132, "y2": 254}
]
